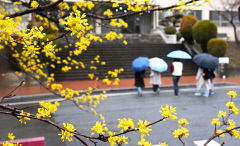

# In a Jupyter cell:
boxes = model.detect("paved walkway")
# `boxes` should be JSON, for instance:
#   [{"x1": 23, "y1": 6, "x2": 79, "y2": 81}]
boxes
[{"x1": 0, "y1": 76, "x2": 239, "y2": 97}]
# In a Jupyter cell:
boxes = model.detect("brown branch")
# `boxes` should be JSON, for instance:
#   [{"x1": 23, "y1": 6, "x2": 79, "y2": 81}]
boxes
[
  {"x1": 203, "y1": 126, "x2": 240, "y2": 146},
  {"x1": 178, "y1": 137, "x2": 185, "y2": 146},
  {"x1": 0, "y1": 104, "x2": 93, "y2": 139},
  {"x1": 86, "y1": 0, "x2": 201, "y2": 20},
  {"x1": 0, "y1": 80, "x2": 25, "y2": 103},
  {"x1": 5, "y1": 0, "x2": 63, "y2": 18}
]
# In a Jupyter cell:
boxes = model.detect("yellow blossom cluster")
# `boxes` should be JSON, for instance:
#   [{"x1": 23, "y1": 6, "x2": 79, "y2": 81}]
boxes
[
  {"x1": 91, "y1": 121, "x2": 108, "y2": 135},
  {"x1": 226, "y1": 101, "x2": 239, "y2": 115},
  {"x1": 172, "y1": 126, "x2": 189, "y2": 139},
  {"x1": 178, "y1": 118, "x2": 189, "y2": 127},
  {"x1": 211, "y1": 118, "x2": 220, "y2": 126},
  {"x1": 0, "y1": 15, "x2": 19, "y2": 50},
  {"x1": 104, "y1": 9, "x2": 113, "y2": 17},
  {"x1": 110, "y1": 19, "x2": 128, "y2": 28},
  {"x1": 2, "y1": 141, "x2": 22, "y2": 146},
  {"x1": 226, "y1": 119, "x2": 239, "y2": 138},
  {"x1": 137, "y1": 138, "x2": 151, "y2": 146},
  {"x1": 108, "y1": 68, "x2": 124, "y2": 78},
  {"x1": 117, "y1": 118, "x2": 134, "y2": 132},
  {"x1": 36, "y1": 101, "x2": 59, "y2": 118},
  {"x1": 30, "y1": 1, "x2": 39, "y2": 8},
  {"x1": 59, "y1": 123, "x2": 76, "y2": 142},
  {"x1": 105, "y1": 32, "x2": 123, "y2": 40},
  {"x1": 2, "y1": 133, "x2": 22, "y2": 146},
  {"x1": 159, "y1": 104, "x2": 177, "y2": 120},
  {"x1": 227, "y1": 90, "x2": 237, "y2": 98},
  {"x1": 108, "y1": 131, "x2": 128, "y2": 146},
  {"x1": 218, "y1": 110, "x2": 226, "y2": 118},
  {"x1": 8, "y1": 133, "x2": 15, "y2": 140},
  {"x1": 216, "y1": 130, "x2": 225, "y2": 137},
  {"x1": 173, "y1": 118, "x2": 189, "y2": 139},
  {"x1": 61, "y1": 88, "x2": 79, "y2": 99},
  {"x1": 137, "y1": 120, "x2": 152, "y2": 137},
  {"x1": 18, "y1": 110, "x2": 30, "y2": 124},
  {"x1": 51, "y1": 83, "x2": 63, "y2": 91},
  {"x1": 73, "y1": 0, "x2": 95, "y2": 12}
]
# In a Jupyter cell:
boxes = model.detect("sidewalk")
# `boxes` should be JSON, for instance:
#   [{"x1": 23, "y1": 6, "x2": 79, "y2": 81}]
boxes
[{"x1": 0, "y1": 76, "x2": 239, "y2": 97}]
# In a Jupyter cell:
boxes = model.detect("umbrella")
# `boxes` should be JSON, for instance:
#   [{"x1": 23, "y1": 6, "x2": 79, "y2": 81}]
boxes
[
  {"x1": 149, "y1": 57, "x2": 168, "y2": 72},
  {"x1": 167, "y1": 50, "x2": 192, "y2": 59},
  {"x1": 193, "y1": 53, "x2": 219, "y2": 69},
  {"x1": 131, "y1": 57, "x2": 149, "y2": 72}
]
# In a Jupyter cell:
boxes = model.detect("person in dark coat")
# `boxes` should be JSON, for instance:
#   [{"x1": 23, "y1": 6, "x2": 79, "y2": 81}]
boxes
[{"x1": 134, "y1": 70, "x2": 145, "y2": 96}]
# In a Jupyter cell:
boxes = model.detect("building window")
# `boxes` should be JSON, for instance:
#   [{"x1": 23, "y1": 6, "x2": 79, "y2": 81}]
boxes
[
  {"x1": 185, "y1": 10, "x2": 202, "y2": 20},
  {"x1": 210, "y1": 11, "x2": 240, "y2": 27}
]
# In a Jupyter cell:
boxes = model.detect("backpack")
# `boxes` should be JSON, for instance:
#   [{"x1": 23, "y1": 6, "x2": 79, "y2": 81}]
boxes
[{"x1": 202, "y1": 68, "x2": 215, "y2": 80}]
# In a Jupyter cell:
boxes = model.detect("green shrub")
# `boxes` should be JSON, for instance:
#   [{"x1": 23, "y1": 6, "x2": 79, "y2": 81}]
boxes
[
  {"x1": 164, "y1": 26, "x2": 176, "y2": 34},
  {"x1": 180, "y1": 15, "x2": 198, "y2": 45},
  {"x1": 176, "y1": 32, "x2": 182, "y2": 41},
  {"x1": 192, "y1": 20, "x2": 217, "y2": 52},
  {"x1": 207, "y1": 38, "x2": 227, "y2": 57}
]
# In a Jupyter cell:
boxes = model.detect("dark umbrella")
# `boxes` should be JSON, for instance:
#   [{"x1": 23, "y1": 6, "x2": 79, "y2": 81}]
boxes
[
  {"x1": 193, "y1": 53, "x2": 219, "y2": 69},
  {"x1": 131, "y1": 57, "x2": 149, "y2": 72}
]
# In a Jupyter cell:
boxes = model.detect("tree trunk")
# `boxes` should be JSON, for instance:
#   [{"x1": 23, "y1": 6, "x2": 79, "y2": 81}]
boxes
[
  {"x1": 231, "y1": 22, "x2": 239, "y2": 43},
  {"x1": 200, "y1": 43, "x2": 208, "y2": 53}
]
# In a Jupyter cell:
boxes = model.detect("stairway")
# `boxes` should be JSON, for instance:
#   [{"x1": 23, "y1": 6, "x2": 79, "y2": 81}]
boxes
[{"x1": 53, "y1": 42, "x2": 198, "y2": 81}]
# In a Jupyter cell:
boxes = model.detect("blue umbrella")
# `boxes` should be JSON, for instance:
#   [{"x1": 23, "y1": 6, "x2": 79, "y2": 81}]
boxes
[
  {"x1": 167, "y1": 50, "x2": 192, "y2": 59},
  {"x1": 149, "y1": 57, "x2": 168, "y2": 72},
  {"x1": 193, "y1": 53, "x2": 219, "y2": 69},
  {"x1": 131, "y1": 57, "x2": 149, "y2": 72}
]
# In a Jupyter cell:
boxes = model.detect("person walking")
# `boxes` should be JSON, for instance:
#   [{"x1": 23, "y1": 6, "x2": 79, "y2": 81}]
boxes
[
  {"x1": 171, "y1": 59, "x2": 183, "y2": 97},
  {"x1": 150, "y1": 69, "x2": 161, "y2": 94},
  {"x1": 134, "y1": 70, "x2": 145, "y2": 96},
  {"x1": 194, "y1": 67, "x2": 204, "y2": 96},
  {"x1": 209, "y1": 69, "x2": 216, "y2": 95},
  {"x1": 194, "y1": 67, "x2": 212, "y2": 97}
]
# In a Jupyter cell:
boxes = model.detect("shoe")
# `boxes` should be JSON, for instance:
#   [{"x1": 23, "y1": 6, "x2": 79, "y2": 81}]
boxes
[
  {"x1": 194, "y1": 92, "x2": 201, "y2": 96},
  {"x1": 138, "y1": 93, "x2": 142, "y2": 96},
  {"x1": 157, "y1": 89, "x2": 160, "y2": 94},
  {"x1": 210, "y1": 91, "x2": 215, "y2": 95}
]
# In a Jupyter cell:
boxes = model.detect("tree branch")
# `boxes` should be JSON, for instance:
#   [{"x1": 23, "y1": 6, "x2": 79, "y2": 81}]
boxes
[{"x1": 5, "y1": 0, "x2": 63, "y2": 18}]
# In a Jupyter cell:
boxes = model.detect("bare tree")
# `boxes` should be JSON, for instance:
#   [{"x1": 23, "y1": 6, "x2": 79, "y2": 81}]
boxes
[{"x1": 210, "y1": 0, "x2": 240, "y2": 43}]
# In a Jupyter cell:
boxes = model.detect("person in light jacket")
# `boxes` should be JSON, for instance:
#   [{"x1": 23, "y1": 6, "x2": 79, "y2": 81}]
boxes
[
  {"x1": 194, "y1": 67, "x2": 204, "y2": 96},
  {"x1": 171, "y1": 59, "x2": 183, "y2": 96},
  {"x1": 150, "y1": 69, "x2": 161, "y2": 94},
  {"x1": 194, "y1": 67, "x2": 212, "y2": 97},
  {"x1": 134, "y1": 70, "x2": 145, "y2": 96}
]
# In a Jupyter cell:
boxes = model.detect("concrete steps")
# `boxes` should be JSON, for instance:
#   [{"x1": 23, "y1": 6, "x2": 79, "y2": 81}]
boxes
[{"x1": 52, "y1": 42, "x2": 198, "y2": 81}]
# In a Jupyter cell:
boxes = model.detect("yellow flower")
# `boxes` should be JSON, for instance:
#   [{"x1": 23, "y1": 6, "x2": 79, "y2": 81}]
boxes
[
  {"x1": 58, "y1": 123, "x2": 76, "y2": 142},
  {"x1": 227, "y1": 90, "x2": 237, "y2": 98},
  {"x1": 137, "y1": 120, "x2": 152, "y2": 137},
  {"x1": 216, "y1": 130, "x2": 225, "y2": 137},
  {"x1": 18, "y1": 110, "x2": 30, "y2": 124},
  {"x1": 118, "y1": 118, "x2": 134, "y2": 132},
  {"x1": 218, "y1": 110, "x2": 227, "y2": 118},
  {"x1": 123, "y1": 40, "x2": 127, "y2": 45},
  {"x1": 103, "y1": 9, "x2": 113, "y2": 17},
  {"x1": 112, "y1": 2, "x2": 119, "y2": 8},
  {"x1": 159, "y1": 104, "x2": 177, "y2": 120},
  {"x1": 178, "y1": 118, "x2": 189, "y2": 127},
  {"x1": 31, "y1": 1, "x2": 39, "y2": 8},
  {"x1": 226, "y1": 102, "x2": 239, "y2": 115},
  {"x1": 138, "y1": 138, "x2": 151, "y2": 146},
  {"x1": 8, "y1": 133, "x2": 15, "y2": 140},
  {"x1": 173, "y1": 127, "x2": 189, "y2": 139},
  {"x1": 211, "y1": 118, "x2": 220, "y2": 125},
  {"x1": 91, "y1": 121, "x2": 108, "y2": 135}
]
